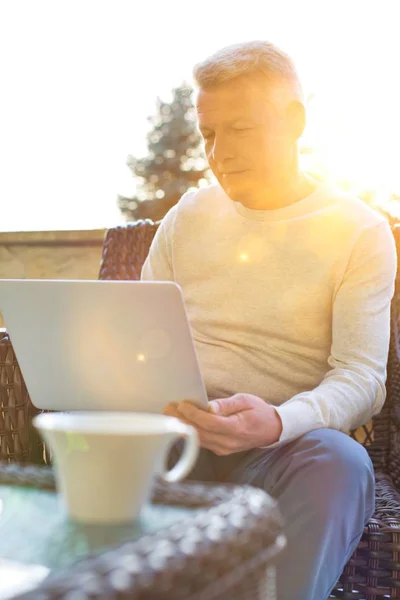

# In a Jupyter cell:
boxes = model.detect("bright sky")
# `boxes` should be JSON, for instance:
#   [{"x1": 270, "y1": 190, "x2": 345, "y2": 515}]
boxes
[{"x1": 1, "y1": 0, "x2": 400, "y2": 231}]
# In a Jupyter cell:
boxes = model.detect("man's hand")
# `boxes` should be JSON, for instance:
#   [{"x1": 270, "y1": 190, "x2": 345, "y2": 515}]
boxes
[{"x1": 163, "y1": 394, "x2": 283, "y2": 455}]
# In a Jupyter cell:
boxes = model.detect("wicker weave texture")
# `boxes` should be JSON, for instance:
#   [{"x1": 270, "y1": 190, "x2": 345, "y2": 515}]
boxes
[
  {"x1": 98, "y1": 219, "x2": 160, "y2": 281},
  {"x1": 0, "y1": 463, "x2": 283, "y2": 600},
  {"x1": 0, "y1": 330, "x2": 43, "y2": 464}
]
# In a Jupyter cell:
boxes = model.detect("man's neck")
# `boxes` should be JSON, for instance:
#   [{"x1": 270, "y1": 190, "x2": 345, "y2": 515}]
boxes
[{"x1": 245, "y1": 171, "x2": 317, "y2": 211}]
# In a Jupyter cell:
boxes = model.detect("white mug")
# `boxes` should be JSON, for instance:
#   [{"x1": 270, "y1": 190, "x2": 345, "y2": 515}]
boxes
[{"x1": 33, "y1": 412, "x2": 199, "y2": 523}]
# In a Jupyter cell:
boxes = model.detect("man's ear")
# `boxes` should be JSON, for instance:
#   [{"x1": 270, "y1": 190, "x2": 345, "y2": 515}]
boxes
[{"x1": 286, "y1": 100, "x2": 306, "y2": 141}]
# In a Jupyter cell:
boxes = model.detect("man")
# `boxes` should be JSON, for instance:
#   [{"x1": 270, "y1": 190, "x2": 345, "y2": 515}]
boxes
[{"x1": 141, "y1": 41, "x2": 397, "y2": 600}]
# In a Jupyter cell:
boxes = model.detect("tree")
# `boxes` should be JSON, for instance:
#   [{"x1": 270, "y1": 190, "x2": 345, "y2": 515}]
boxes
[{"x1": 118, "y1": 84, "x2": 211, "y2": 222}]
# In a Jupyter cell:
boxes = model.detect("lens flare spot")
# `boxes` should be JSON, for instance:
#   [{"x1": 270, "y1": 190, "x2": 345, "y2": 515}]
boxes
[
  {"x1": 237, "y1": 233, "x2": 268, "y2": 264},
  {"x1": 139, "y1": 328, "x2": 171, "y2": 360}
]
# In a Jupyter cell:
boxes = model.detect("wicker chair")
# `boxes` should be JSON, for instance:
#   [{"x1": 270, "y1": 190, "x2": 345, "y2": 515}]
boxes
[{"x1": 1, "y1": 218, "x2": 400, "y2": 599}]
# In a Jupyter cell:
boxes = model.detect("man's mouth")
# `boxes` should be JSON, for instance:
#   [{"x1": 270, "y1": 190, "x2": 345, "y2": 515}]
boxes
[{"x1": 220, "y1": 170, "x2": 247, "y2": 176}]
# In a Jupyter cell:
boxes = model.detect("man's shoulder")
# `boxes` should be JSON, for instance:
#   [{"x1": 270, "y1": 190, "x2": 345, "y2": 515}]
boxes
[
  {"x1": 324, "y1": 185, "x2": 387, "y2": 230},
  {"x1": 175, "y1": 183, "x2": 223, "y2": 215},
  {"x1": 158, "y1": 184, "x2": 226, "y2": 240}
]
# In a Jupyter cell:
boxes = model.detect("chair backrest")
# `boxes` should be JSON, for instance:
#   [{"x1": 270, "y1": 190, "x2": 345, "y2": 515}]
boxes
[
  {"x1": 99, "y1": 220, "x2": 161, "y2": 280},
  {"x1": 385, "y1": 225, "x2": 400, "y2": 475},
  {"x1": 347, "y1": 227, "x2": 400, "y2": 466},
  {"x1": 99, "y1": 219, "x2": 400, "y2": 470}
]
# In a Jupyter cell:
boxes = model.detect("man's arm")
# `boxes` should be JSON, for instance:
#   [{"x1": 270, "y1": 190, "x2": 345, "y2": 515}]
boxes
[
  {"x1": 140, "y1": 205, "x2": 177, "y2": 282},
  {"x1": 275, "y1": 220, "x2": 397, "y2": 443}
]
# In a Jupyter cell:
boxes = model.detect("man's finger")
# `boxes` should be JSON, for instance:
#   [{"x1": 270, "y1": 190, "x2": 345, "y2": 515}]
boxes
[
  {"x1": 208, "y1": 394, "x2": 253, "y2": 417},
  {"x1": 196, "y1": 430, "x2": 234, "y2": 455},
  {"x1": 164, "y1": 403, "x2": 215, "y2": 435},
  {"x1": 163, "y1": 403, "x2": 180, "y2": 417},
  {"x1": 162, "y1": 405, "x2": 236, "y2": 453},
  {"x1": 177, "y1": 401, "x2": 232, "y2": 433},
  {"x1": 165, "y1": 405, "x2": 231, "y2": 452},
  {"x1": 199, "y1": 439, "x2": 229, "y2": 455},
  {"x1": 164, "y1": 404, "x2": 194, "y2": 427}
]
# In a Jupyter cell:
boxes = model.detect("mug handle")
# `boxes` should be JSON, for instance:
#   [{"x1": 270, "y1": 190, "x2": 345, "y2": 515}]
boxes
[{"x1": 162, "y1": 421, "x2": 199, "y2": 483}]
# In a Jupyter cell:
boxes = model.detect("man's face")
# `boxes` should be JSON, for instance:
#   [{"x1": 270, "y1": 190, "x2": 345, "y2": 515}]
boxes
[{"x1": 196, "y1": 75, "x2": 297, "y2": 205}]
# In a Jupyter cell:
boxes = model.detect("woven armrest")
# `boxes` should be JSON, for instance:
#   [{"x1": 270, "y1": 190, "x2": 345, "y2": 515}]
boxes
[
  {"x1": 0, "y1": 464, "x2": 285, "y2": 600},
  {"x1": 0, "y1": 329, "x2": 45, "y2": 464}
]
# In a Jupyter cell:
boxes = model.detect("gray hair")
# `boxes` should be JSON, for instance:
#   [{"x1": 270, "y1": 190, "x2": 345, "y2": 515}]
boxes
[{"x1": 193, "y1": 40, "x2": 302, "y2": 98}]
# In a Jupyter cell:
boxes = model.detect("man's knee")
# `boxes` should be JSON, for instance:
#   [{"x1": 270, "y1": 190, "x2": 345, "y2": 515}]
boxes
[
  {"x1": 294, "y1": 429, "x2": 375, "y2": 515},
  {"x1": 301, "y1": 429, "x2": 373, "y2": 480}
]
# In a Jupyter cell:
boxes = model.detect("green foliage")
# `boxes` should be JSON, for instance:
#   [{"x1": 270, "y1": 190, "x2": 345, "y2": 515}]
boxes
[{"x1": 118, "y1": 84, "x2": 211, "y2": 222}]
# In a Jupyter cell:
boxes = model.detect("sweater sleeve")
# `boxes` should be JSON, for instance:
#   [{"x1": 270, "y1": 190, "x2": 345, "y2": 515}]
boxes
[
  {"x1": 274, "y1": 220, "x2": 397, "y2": 444},
  {"x1": 140, "y1": 204, "x2": 177, "y2": 282}
]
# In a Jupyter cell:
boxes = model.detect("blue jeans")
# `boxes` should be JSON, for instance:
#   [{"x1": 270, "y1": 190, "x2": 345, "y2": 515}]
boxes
[{"x1": 176, "y1": 429, "x2": 375, "y2": 600}]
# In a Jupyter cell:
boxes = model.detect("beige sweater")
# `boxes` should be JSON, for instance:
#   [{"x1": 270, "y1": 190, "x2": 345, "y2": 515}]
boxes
[{"x1": 141, "y1": 183, "x2": 397, "y2": 445}]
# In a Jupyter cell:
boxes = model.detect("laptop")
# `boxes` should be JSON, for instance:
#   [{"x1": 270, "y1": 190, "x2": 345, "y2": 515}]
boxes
[{"x1": 0, "y1": 279, "x2": 208, "y2": 413}]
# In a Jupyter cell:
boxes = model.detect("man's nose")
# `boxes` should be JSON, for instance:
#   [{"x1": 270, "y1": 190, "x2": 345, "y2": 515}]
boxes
[{"x1": 210, "y1": 134, "x2": 235, "y2": 163}]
